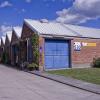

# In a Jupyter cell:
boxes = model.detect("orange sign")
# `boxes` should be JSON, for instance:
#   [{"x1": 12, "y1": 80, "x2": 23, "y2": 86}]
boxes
[
  {"x1": 87, "y1": 43, "x2": 96, "y2": 46},
  {"x1": 82, "y1": 42, "x2": 96, "y2": 47}
]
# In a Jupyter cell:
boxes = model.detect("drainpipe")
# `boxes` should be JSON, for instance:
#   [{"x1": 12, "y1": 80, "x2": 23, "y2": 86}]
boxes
[
  {"x1": 11, "y1": 45, "x2": 13, "y2": 65},
  {"x1": 27, "y1": 38, "x2": 29, "y2": 62}
]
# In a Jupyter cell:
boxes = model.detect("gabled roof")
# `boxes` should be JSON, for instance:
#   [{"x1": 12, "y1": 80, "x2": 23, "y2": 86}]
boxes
[
  {"x1": 64, "y1": 24, "x2": 100, "y2": 39},
  {"x1": 13, "y1": 26, "x2": 22, "y2": 38},
  {"x1": 1, "y1": 36, "x2": 6, "y2": 45},
  {"x1": 6, "y1": 31, "x2": 12, "y2": 42},
  {"x1": 24, "y1": 19, "x2": 100, "y2": 39},
  {"x1": 24, "y1": 19, "x2": 78, "y2": 37}
]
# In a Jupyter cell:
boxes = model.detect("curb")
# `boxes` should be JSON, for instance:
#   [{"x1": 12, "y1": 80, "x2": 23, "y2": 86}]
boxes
[{"x1": 26, "y1": 71, "x2": 100, "y2": 95}]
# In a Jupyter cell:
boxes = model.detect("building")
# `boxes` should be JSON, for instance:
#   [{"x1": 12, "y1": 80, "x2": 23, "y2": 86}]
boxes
[
  {"x1": 64, "y1": 24, "x2": 100, "y2": 68},
  {"x1": 0, "y1": 39, "x2": 1, "y2": 62},
  {"x1": 11, "y1": 27, "x2": 22, "y2": 66},
  {"x1": 21, "y1": 19, "x2": 100, "y2": 71},
  {"x1": 1, "y1": 36, "x2": 6, "y2": 53},
  {"x1": 1, "y1": 36, "x2": 6, "y2": 63},
  {"x1": 5, "y1": 31, "x2": 12, "y2": 64},
  {"x1": 0, "y1": 19, "x2": 100, "y2": 70}
]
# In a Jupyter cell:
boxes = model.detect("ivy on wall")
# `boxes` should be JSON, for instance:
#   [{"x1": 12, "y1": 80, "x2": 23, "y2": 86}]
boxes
[{"x1": 31, "y1": 33, "x2": 39, "y2": 65}]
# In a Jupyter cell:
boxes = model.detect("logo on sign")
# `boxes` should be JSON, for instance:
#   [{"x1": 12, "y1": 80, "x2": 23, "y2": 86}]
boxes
[{"x1": 74, "y1": 42, "x2": 82, "y2": 51}]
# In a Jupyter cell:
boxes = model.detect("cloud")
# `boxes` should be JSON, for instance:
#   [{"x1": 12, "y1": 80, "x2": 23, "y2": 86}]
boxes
[
  {"x1": 21, "y1": 9, "x2": 26, "y2": 13},
  {"x1": 14, "y1": 8, "x2": 26, "y2": 14},
  {"x1": 0, "y1": 25, "x2": 12, "y2": 36},
  {"x1": 56, "y1": 0, "x2": 100, "y2": 24},
  {"x1": 0, "y1": 1, "x2": 12, "y2": 8},
  {"x1": 43, "y1": 0, "x2": 72, "y2": 3},
  {"x1": 25, "y1": 0, "x2": 31, "y2": 3}
]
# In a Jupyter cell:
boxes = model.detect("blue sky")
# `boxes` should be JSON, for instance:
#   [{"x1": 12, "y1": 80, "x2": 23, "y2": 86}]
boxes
[{"x1": 0, "y1": 0, "x2": 100, "y2": 36}]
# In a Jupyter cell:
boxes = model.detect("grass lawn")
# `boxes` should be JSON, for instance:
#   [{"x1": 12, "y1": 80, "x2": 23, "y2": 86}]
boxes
[{"x1": 47, "y1": 68, "x2": 100, "y2": 85}]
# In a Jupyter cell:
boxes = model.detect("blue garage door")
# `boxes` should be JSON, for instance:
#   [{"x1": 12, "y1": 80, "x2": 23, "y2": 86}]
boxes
[{"x1": 45, "y1": 39, "x2": 70, "y2": 69}]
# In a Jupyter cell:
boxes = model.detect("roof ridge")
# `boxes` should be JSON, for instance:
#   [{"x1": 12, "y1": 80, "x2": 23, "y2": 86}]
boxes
[
  {"x1": 13, "y1": 27, "x2": 22, "y2": 38},
  {"x1": 24, "y1": 19, "x2": 39, "y2": 34}
]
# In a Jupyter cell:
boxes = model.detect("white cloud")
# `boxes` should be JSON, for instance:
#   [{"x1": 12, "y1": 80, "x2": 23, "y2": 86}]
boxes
[
  {"x1": 43, "y1": 0, "x2": 72, "y2": 3},
  {"x1": 21, "y1": 9, "x2": 26, "y2": 13},
  {"x1": 26, "y1": 0, "x2": 31, "y2": 3},
  {"x1": 56, "y1": 0, "x2": 100, "y2": 24},
  {"x1": 0, "y1": 25, "x2": 12, "y2": 36},
  {"x1": 0, "y1": 1, "x2": 12, "y2": 8},
  {"x1": 14, "y1": 8, "x2": 26, "y2": 14}
]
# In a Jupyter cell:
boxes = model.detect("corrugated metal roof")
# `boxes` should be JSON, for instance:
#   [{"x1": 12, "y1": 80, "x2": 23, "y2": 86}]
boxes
[
  {"x1": 24, "y1": 19, "x2": 78, "y2": 37},
  {"x1": 1, "y1": 36, "x2": 6, "y2": 44},
  {"x1": 13, "y1": 27, "x2": 22, "y2": 38},
  {"x1": 6, "y1": 31, "x2": 12, "y2": 42},
  {"x1": 24, "y1": 19, "x2": 100, "y2": 39},
  {"x1": 64, "y1": 24, "x2": 100, "y2": 39}
]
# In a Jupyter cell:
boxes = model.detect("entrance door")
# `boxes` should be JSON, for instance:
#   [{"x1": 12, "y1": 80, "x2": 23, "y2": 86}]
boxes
[{"x1": 45, "y1": 39, "x2": 70, "y2": 70}]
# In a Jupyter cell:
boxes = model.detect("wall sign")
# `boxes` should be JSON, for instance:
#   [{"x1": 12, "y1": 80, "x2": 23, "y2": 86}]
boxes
[
  {"x1": 82, "y1": 42, "x2": 96, "y2": 47},
  {"x1": 74, "y1": 42, "x2": 82, "y2": 51},
  {"x1": 74, "y1": 42, "x2": 96, "y2": 51}
]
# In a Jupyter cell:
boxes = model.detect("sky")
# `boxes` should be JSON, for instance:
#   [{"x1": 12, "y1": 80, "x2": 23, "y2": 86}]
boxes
[{"x1": 0, "y1": 0, "x2": 100, "y2": 37}]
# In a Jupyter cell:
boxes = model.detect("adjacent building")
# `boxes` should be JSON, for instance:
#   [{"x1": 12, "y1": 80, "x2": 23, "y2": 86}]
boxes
[
  {"x1": 11, "y1": 27, "x2": 22, "y2": 66},
  {"x1": 1, "y1": 36, "x2": 6, "y2": 50},
  {"x1": 5, "y1": 31, "x2": 12, "y2": 64},
  {"x1": 1, "y1": 36, "x2": 6, "y2": 63},
  {"x1": 0, "y1": 39, "x2": 1, "y2": 62}
]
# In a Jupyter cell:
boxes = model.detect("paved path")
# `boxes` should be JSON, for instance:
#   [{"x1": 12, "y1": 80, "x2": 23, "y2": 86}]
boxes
[{"x1": 0, "y1": 65, "x2": 100, "y2": 100}]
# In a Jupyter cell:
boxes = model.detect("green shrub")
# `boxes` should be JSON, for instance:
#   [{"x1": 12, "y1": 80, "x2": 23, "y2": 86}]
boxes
[
  {"x1": 91, "y1": 57, "x2": 100, "y2": 68},
  {"x1": 27, "y1": 63, "x2": 39, "y2": 71}
]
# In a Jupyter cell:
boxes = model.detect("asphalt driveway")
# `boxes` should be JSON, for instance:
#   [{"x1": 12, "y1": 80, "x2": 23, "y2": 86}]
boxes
[{"x1": 0, "y1": 64, "x2": 100, "y2": 100}]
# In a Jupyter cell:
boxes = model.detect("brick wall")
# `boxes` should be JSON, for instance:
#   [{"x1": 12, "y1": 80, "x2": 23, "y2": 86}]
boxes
[
  {"x1": 22, "y1": 23, "x2": 45, "y2": 70},
  {"x1": 37, "y1": 36, "x2": 100, "y2": 70},
  {"x1": 0, "y1": 46, "x2": 2, "y2": 60},
  {"x1": 1, "y1": 39, "x2": 4, "y2": 49},
  {"x1": 5, "y1": 36, "x2": 11, "y2": 63},
  {"x1": 39, "y1": 36, "x2": 44, "y2": 71},
  {"x1": 71, "y1": 37, "x2": 100, "y2": 68},
  {"x1": 11, "y1": 30, "x2": 21, "y2": 65},
  {"x1": 1, "y1": 39, "x2": 5, "y2": 60},
  {"x1": 11, "y1": 31, "x2": 19, "y2": 44},
  {"x1": 21, "y1": 23, "x2": 34, "y2": 40}
]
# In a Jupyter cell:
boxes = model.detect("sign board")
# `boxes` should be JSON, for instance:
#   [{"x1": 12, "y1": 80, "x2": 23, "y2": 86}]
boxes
[
  {"x1": 82, "y1": 42, "x2": 96, "y2": 47},
  {"x1": 74, "y1": 42, "x2": 96, "y2": 51},
  {"x1": 74, "y1": 42, "x2": 82, "y2": 51}
]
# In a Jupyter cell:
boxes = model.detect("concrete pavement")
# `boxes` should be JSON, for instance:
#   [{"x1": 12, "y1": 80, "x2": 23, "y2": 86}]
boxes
[
  {"x1": 30, "y1": 71, "x2": 100, "y2": 94},
  {"x1": 0, "y1": 64, "x2": 100, "y2": 100}
]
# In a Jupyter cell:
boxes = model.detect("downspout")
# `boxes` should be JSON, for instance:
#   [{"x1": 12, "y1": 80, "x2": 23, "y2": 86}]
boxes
[{"x1": 27, "y1": 38, "x2": 29, "y2": 62}]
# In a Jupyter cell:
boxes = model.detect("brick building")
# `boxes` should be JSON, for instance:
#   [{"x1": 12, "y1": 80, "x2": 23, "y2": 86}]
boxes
[
  {"x1": 1, "y1": 36, "x2": 6, "y2": 54},
  {"x1": 1, "y1": 36, "x2": 6, "y2": 63},
  {"x1": 11, "y1": 27, "x2": 22, "y2": 66},
  {"x1": 0, "y1": 39, "x2": 1, "y2": 61},
  {"x1": 5, "y1": 31, "x2": 12, "y2": 64},
  {"x1": 0, "y1": 19, "x2": 100, "y2": 71},
  {"x1": 21, "y1": 19, "x2": 100, "y2": 71}
]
